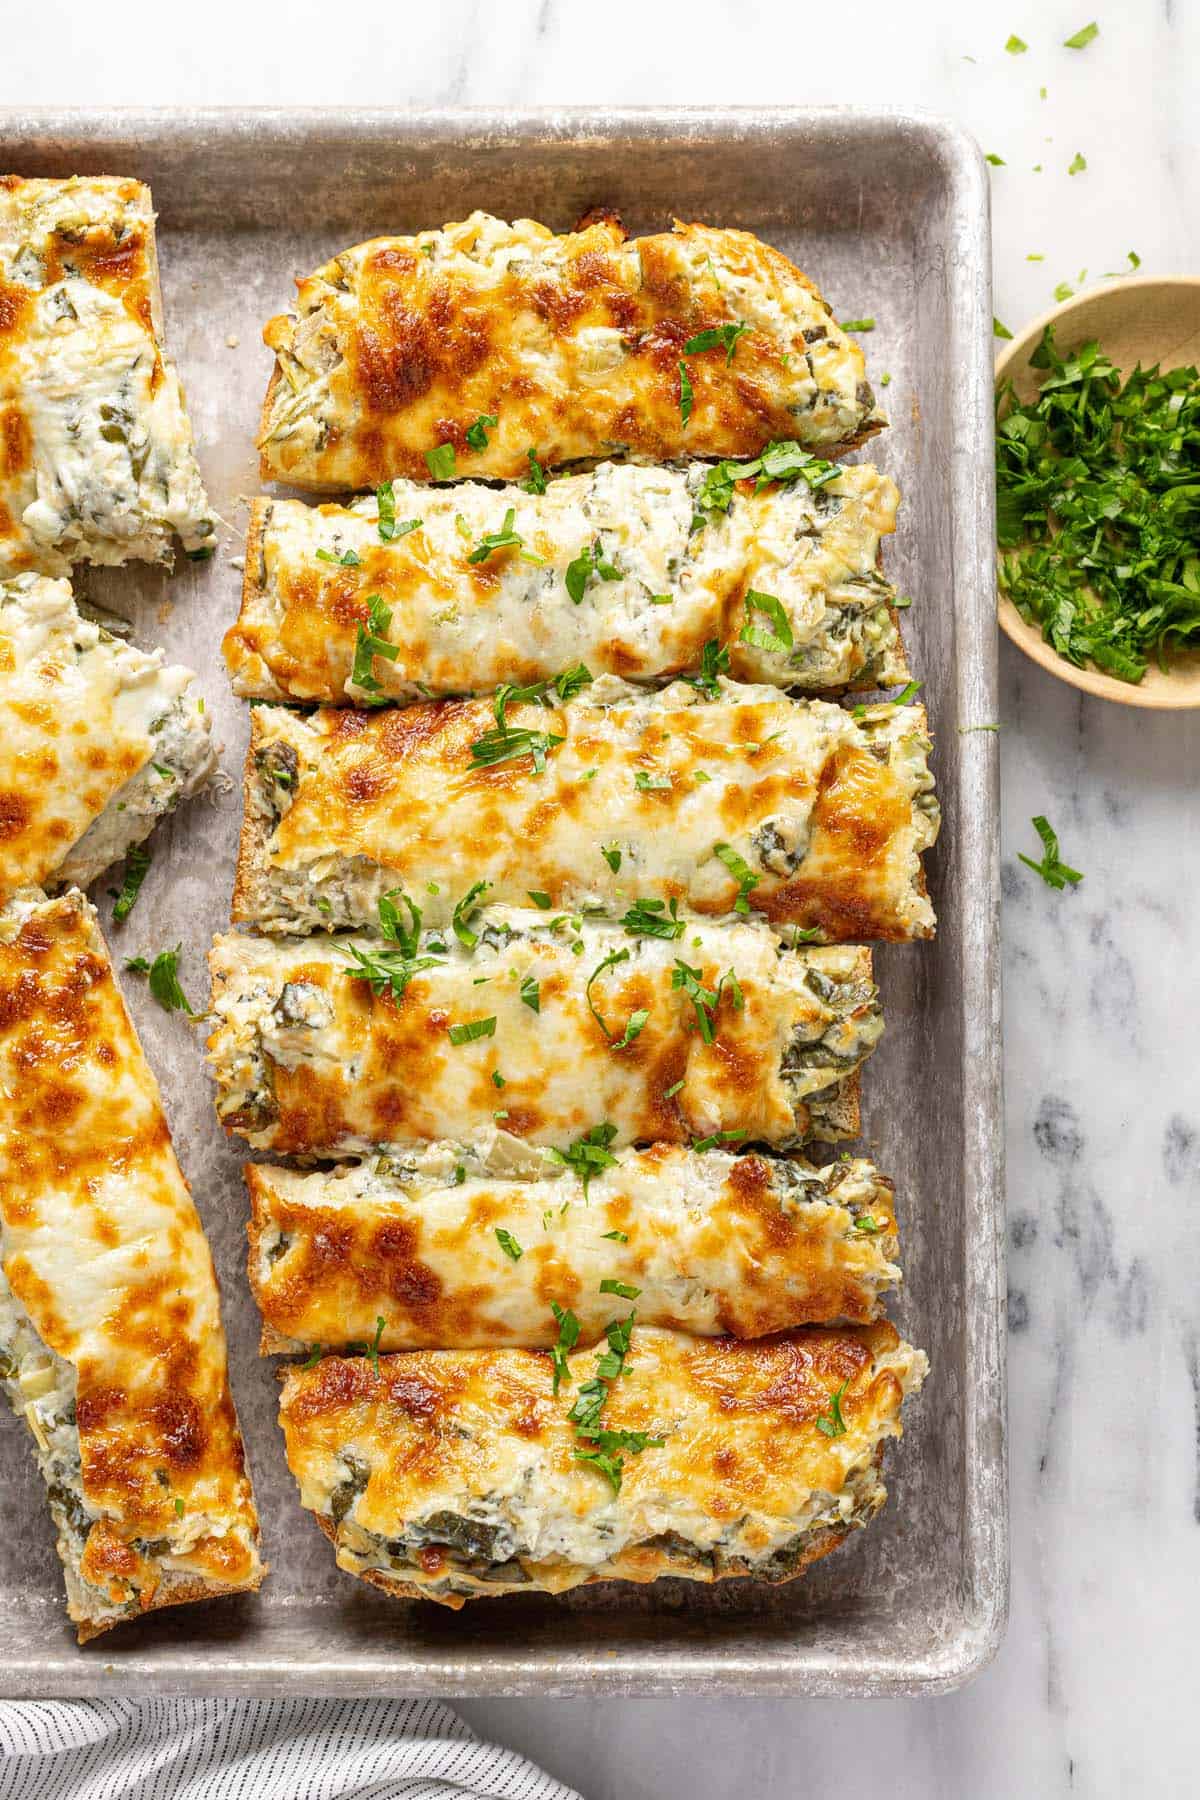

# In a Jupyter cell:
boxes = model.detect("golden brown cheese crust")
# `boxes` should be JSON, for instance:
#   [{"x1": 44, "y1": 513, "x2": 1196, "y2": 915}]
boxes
[
  {"x1": 206, "y1": 924, "x2": 879, "y2": 1156},
  {"x1": 232, "y1": 685, "x2": 939, "y2": 942},
  {"x1": 246, "y1": 1148, "x2": 901, "y2": 1350},
  {"x1": 0, "y1": 890, "x2": 262, "y2": 1638},
  {"x1": 258, "y1": 213, "x2": 883, "y2": 489},
  {"x1": 278, "y1": 1322, "x2": 924, "y2": 1607}
]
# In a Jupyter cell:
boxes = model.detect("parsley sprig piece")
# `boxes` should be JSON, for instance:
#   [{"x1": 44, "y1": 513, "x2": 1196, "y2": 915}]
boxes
[
  {"x1": 342, "y1": 891, "x2": 445, "y2": 1001},
  {"x1": 621, "y1": 897, "x2": 684, "y2": 941},
  {"x1": 684, "y1": 320, "x2": 748, "y2": 363},
  {"x1": 683, "y1": 638, "x2": 730, "y2": 700},
  {"x1": 740, "y1": 589, "x2": 794, "y2": 656},
  {"x1": 585, "y1": 948, "x2": 648, "y2": 1049},
  {"x1": 351, "y1": 594, "x2": 400, "y2": 695},
  {"x1": 469, "y1": 691, "x2": 565, "y2": 773},
  {"x1": 110, "y1": 844, "x2": 151, "y2": 924},
  {"x1": 374, "y1": 481, "x2": 421, "y2": 543},
  {"x1": 125, "y1": 946, "x2": 193, "y2": 1015},
  {"x1": 816, "y1": 1380, "x2": 849, "y2": 1438},
  {"x1": 693, "y1": 439, "x2": 841, "y2": 521},
  {"x1": 343, "y1": 942, "x2": 444, "y2": 1002},
  {"x1": 1018, "y1": 815, "x2": 1084, "y2": 890},
  {"x1": 678, "y1": 360, "x2": 694, "y2": 427},
  {"x1": 550, "y1": 1122, "x2": 620, "y2": 1197},
  {"x1": 712, "y1": 843, "x2": 759, "y2": 915},
  {"x1": 465, "y1": 412, "x2": 498, "y2": 452},
  {"x1": 996, "y1": 324, "x2": 1200, "y2": 682},
  {"x1": 468, "y1": 667, "x2": 591, "y2": 773},
  {"x1": 468, "y1": 507, "x2": 542, "y2": 566},
  {"x1": 565, "y1": 539, "x2": 621, "y2": 603},
  {"x1": 553, "y1": 1308, "x2": 665, "y2": 1493}
]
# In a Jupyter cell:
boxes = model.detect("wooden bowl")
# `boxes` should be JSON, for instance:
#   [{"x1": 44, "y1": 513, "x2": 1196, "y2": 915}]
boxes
[{"x1": 994, "y1": 276, "x2": 1200, "y2": 708}]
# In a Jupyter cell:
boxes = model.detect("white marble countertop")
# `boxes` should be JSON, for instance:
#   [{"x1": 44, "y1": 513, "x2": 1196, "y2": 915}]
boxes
[{"x1": 5, "y1": 0, "x2": 1198, "y2": 1792}]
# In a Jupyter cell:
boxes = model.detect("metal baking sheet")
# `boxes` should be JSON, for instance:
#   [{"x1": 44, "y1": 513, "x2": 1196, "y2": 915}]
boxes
[{"x1": 0, "y1": 108, "x2": 1005, "y2": 1697}]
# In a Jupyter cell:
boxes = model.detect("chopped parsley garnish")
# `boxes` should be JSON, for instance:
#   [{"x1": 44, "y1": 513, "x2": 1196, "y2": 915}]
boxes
[
  {"x1": 1005, "y1": 32, "x2": 1027, "y2": 51},
  {"x1": 634, "y1": 769, "x2": 671, "y2": 792},
  {"x1": 447, "y1": 1015, "x2": 497, "y2": 1045},
  {"x1": 712, "y1": 842, "x2": 759, "y2": 915},
  {"x1": 528, "y1": 891, "x2": 552, "y2": 909},
  {"x1": 452, "y1": 878, "x2": 491, "y2": 949},
  {"x1": 565, "y1": 539, "x2": 621, "y2": 603},
  {"x1": 683, "y1": 320, "x2": 748, "y2": 363},
  {"x1": 549, "y1": 1301, "x2": 581, "y2": 1393},
  {"x1": 376, "y1": 481, "x2": 400, "y2": 542},
  {"x1": 468, "y1": 671, "x2": 586, "y2": 772},
  {"x1": 523, "y1": 448, "x2": 548, "y2": 493},
  {"x1": 671, "y1": 959, "x2": 721, "y2": 1044},
  {"x1": 602, "y1": 1229, "x2": 629, "y2": 1243},
  {"x1": 663, "y1": 1078, "x2": 685, "y2": 1100},
  {"x1": 740, "y1": 589, "x2": 794, "y2": 656},
  {"x1": 549, "y1": 1121, "x2": 620, "y2": 1197},
  {"x1": 839, "y1": 317, "x2": 875, "y2": 333},
  {"x1": 316, "y1": 545, "x2": 361, "y2": 567},
  {"x1": 345, "y1": 1315, "x2": 386, "y2": 1379},
  {"x1": 469, "y1": 699, "x2": 564, "y2": 774},
  {"x1": 601, "y1": 844, "x2": 622, "y2": 872},
  {"x1": 351, "y1": 594, "x2": 400, "y2": 694},
  {"x1": 492, "y1": 1069, "x2": 505, "y2": 1089},
  {"x1": 853, "y1": 1214, "x2": 882, "y2": 1235},
  {"x1": 691, "y1": 440, "x2": 841, "y2": 529},
  {"x1": 1067, "y1": 152, "x2": 1087, "y2": 177},
  {"x1": 342, "y1": 941, "x2": 444, "y2": 1002},
  {"x1": 174, "y1": 1496, "x2": 185, "y2": 1518},
  {"x1": 561, "y1": 1310, "x2": 664, "y2": 1492},
  {"x1": 465, "y1": 412, "x2": 498, "y2": 452},
  {"x1": 996, "y1": 323, "x2": 1200, "y2": 682},
  {"x1": 678, "y1": 360, "x2": 694, "y2": 427},
  {"x1": 787, "y1": 925, "x2": 822, "y2": 946},
  {"x1": 111, "y1": 845, "x2": 151, "y2": 924},
  {"x1": 621, "y1": 897, "x2": 684, "y2": 941},
  {"x1": 585, "y1": 949, "x2": 646, "y2": 1048},
  {"x1": 1063, "y1": 21, "x2": 1099, "y2": 48},
  {"x1": 893, "y1": 679, "x2": 923, "y2": 706},
  {"x1": 425, "y1": 443, "x2": 457, "y2": 481},
  {"x1": 599, "y1": 1278, "x2": 640, "y2": 1300},
  {"x1": 573, "y1": 1427, "x2": 663, "y2": 1495},
  {"x1": 378, "y1": 888, "x2": 423, "y2": 954},
  {"x1": 684, "y1": 637, "x2": 730, "y2": 700},
  {"x1": 125, "y1": 946, "x2": 192, "y2": 1015},
  {"x1": 1017, "y1": 815, "x2": 1084, "y2": 890},
  {"x1": 692, "y1": 1129, "x2": 748, "y2": 1153},
  {"x1": 520, "y1": 974, "x2": 541, "y2": 1012},
  {"x1": 495, "y1": 1228, "x2": 523, "y2": 1261},
  {"x1": 1103, "y1": 252, "x2": 1141, "y2": 278},
  {"x1": 985, "y1": 153, "x2": 1006, "y2": 167},
  {"x1": 468, "y1": 507, "x2": 541, "y2": 565},
  {"x1": 993, "y1": 317, "x2": 1014, "y2": 340},
  {"x1": 553, "y1": 661, "x2": 594, "y2": 703},
  {"x1": 816, "y1": 1380, "x2": 849, "y2": 1438}
]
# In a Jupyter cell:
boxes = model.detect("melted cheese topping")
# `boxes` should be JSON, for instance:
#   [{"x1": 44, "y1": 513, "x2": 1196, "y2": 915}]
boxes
[
  {"x1": 0, "y1": 176, "x2": 213, "y2": 576},
  {"x1": 278, "y1": 1321, "x2": 926, "y2": 1606},
  {"x1": 207, "y1": 917, "x2": 881, "y2": 1155},
  {"x1": 0, "y1": 572, "x2": 215, "y2": 898},
  {"x1": 247, "y1": 1144, "x2": 901, "y2": 1351},
  {"x1": 226, "y1": 462, "x2": 907, "y2": 702},
  {"x1": 0, "y1": 890, "x2": 262, "y2": 1638},
  {"x1": 233, "y1": 680, "x2": 939, "y2": 942},
  {"x1": 258, "y1": 212, "x2": 884, "y2": 489}
]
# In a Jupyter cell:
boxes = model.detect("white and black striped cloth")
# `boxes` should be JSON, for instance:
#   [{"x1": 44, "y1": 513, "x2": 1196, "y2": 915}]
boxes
[{"x1": 0, "y1": 1699, "x2": 582, "y2": 1800}]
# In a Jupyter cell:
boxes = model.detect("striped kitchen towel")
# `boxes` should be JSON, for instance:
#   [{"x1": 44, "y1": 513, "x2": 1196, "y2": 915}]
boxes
[{"x1": 0, "y1": 1698, "x2": 583, "y2": 1800}]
